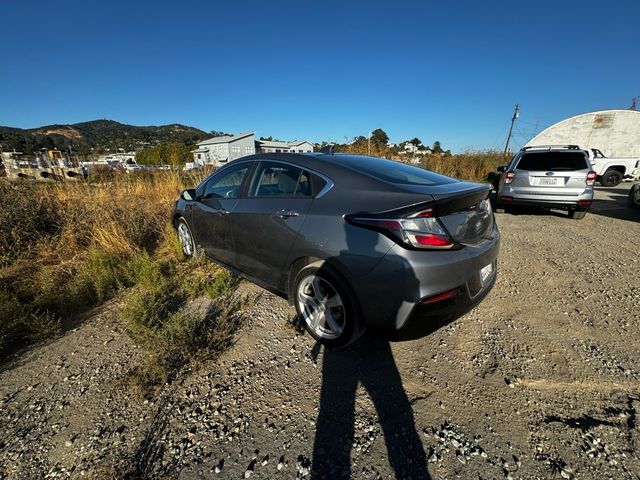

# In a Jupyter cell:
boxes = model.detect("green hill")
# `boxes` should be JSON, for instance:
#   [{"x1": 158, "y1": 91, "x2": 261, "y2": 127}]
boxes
[{"x1": 0, "y1": 119, "x2": 216, "y2": 153}]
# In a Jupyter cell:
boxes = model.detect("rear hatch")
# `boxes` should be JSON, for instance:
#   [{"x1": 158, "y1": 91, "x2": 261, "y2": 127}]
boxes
[
  {"x1": 427, "y1": 182, "x2": 494, "y2": 245},
  {"x1": 347, "y1": 181, "x2": 494, "y2": 249},
  {"x1": 510, "y1": 151, "x2": 590, "y2": 197}
]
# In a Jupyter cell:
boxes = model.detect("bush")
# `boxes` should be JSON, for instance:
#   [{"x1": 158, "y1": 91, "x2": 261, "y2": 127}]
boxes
[
  {"x1": 119, "y1": 258, "x2": 244, "y2": 394},
  {"x1": 0, "y1": 182, "x2": 61, "y2": 266}
]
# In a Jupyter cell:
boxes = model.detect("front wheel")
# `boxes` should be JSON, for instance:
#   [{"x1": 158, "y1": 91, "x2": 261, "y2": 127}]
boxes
[
  {"x1": 293, "y1": 262, "x2": 362, "y2": 348},
  {"x1": 176, "y1": 218, "x2": 196, "y2": 257}
]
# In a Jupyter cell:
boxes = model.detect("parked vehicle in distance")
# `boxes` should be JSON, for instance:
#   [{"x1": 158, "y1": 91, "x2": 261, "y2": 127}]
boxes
[
  {"x1": 173, "y1": 153, "x2": 500, "y2": 346},
  {"x1": 628, "y1": 183, "x2": 640, "y2": 209},
  {"x1": 496, "y1": 145, "x2": 595, "y2": 220},
  {"x1": 583, "y1": 148, "x2": 640, "y2": 187}
]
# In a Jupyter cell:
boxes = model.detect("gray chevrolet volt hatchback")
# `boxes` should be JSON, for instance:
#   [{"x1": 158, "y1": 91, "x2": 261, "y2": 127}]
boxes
[{"x1": 173, "y1": 153, "x2": 500, "y2": 346}]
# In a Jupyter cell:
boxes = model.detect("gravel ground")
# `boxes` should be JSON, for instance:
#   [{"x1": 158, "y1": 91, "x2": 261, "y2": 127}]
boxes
[{"x1": 0, "y1": 185, "x2": 639, "y2": 479}]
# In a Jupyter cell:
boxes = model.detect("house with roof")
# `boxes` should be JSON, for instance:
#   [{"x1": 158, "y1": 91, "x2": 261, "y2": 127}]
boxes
[
  {"x1": 287, "y1": 140, "x2": 314, "y2": 153},
  {"x1": 192, "y1": 133, "x2": 314, "y2": 167},
  {"x1": 191, "y1": 132, "x2": 255, "y2": 167},
  {"x1": 255, "y1": 139, "x2": 314, "y2": 154}
]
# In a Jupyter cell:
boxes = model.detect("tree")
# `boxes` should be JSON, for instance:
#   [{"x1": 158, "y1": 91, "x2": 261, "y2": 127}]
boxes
[
  {"x1": 432, "y1": 141, "x2": 443, "y2": 154},
  {"x1": 370, "y1": 128, "x2": 389, "y2": 147},
  {"x1": 410, "y1": 137, "x2": 422, "y2": 149},
  {"x1": 136, "y1": 142, "x2": 192, "y2": 166}
]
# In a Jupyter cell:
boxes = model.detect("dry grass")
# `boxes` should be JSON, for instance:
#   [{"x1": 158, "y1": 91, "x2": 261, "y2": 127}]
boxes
[
  {"x1": 0, "y1": 171, "x2": 206, "y2": 356},
  {"x1": 419, "y1": 150, "x2": 506, "y2": 182},
  {"x1": 0, "y1": 169, "x2": 246, "y2": 394}
]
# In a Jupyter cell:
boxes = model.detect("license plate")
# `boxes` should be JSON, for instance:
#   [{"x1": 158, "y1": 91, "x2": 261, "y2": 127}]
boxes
[
  {"x1": 480, "y1": 263, "x2": 494, "y2": 286},
  {"x1": 538, "y1": 177, "x2": 560, "y2": 186}
]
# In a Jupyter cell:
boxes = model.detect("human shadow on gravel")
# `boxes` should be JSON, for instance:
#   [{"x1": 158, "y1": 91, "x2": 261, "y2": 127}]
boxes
[{"x1": 311, "y1": 339, "x2": 431, "y2": 479}]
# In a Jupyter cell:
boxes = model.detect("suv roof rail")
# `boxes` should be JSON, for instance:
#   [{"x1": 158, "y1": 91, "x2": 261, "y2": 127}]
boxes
[{"x1": 520, "y1": 145, "x2": 582, "y2": 151}]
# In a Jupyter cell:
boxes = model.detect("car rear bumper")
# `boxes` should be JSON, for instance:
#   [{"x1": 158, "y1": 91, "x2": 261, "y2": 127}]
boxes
[
  {"x1": 498, "y1": 184, "x2": 594, "y2": 209},
  {"x1": 498, "y1": 196, "x2": 592, "y2": 210},
  {"x1": 352, "y1": 225, "x2": 500, "y2": 333}
]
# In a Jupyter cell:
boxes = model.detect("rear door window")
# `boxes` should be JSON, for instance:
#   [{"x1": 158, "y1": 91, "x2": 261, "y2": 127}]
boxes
[
  {"x1": 515, "y1": 152, "x2": 588, "y2": 171},
  {"x1": 250, "y1": 162, "x2": 311, "y2": 197}
]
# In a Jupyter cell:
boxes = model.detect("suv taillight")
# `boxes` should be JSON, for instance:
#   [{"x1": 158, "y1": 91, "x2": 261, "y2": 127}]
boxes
[
  {"x1": 346, "y1": 209, "x2": 454, "y2": 250},
  {"x1": 586, "y1": 171, "x2": 597, "y2": 186},
  {"x1": 505, "y1": 171, "x2": 515, "y2": 184}
]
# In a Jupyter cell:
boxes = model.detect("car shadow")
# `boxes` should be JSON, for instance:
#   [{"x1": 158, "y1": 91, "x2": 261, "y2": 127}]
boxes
[
  {"x1": 490, "y1": 188, "x2": 640, "y2": 222},
  {"x1": 310, "y1": 338, "x2": 431, "y2": 479},
  {"x1": 589, "y1": 185, "x2": 639, "y2": 222},
  {"x1": 306, "y1": 222, "x2": 447, "y2": 479}
]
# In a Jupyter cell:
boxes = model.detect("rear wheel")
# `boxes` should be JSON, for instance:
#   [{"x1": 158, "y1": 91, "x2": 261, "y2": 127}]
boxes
[
  {"x1": 569, "y1": 210, "x2": 587, "y2": 220},
  {"x1": 293, "y1": 262, "x2": 361, "y2": 348},
  {"x1": 600, "y1": 169, "x2": 623, "y2": 187}
]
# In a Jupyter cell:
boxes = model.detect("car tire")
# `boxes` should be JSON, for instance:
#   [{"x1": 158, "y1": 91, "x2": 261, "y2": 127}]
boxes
[
  {"x1": 628, "y1": 186, "x2": 639, "y2": 208},
  {"x1": 569, "y1": 210, "x2": 587, "y2": 220},
  {"x1": 292, "y1": 262, "x2": 362, "y2": 348},
  {"x1": 176, "y1": 218, "x2": 196, "y2": 258},
  {"x1": 600, "y1": 169, "x2": 623, "y2": 187}
]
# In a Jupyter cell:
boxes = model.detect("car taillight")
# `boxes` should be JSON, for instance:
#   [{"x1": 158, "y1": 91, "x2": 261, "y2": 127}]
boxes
[
  {"x1": 346, "y1": 208, "x2": 454, "y2": 250},
  {"x1": 504, "y1": 171, "x2": 515, "y2": 184},
  {"x1": 586, "y1": 171, "x2": 597, "y2": 186}
]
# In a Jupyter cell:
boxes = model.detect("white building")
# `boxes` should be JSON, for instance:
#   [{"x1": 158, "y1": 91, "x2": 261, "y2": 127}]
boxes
[
  {"x1": 526, "y1": 109, "x2": 640, "y2": 157},
  {"x1": 255, "y1": 139, "x2": 314, "y2": 154},
  {"x1": 403, "y1": 143, "x2": 431, "y2": 155},
  {"x1": 192, "y1": 132, "x2": 255, "y2": 167}
]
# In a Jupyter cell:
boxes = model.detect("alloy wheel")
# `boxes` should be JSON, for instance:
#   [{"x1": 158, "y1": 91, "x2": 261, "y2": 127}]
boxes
[
  {"x1": 177, "y1": 221, "x2": 194, "y2": 257},
  {"x1": 296, "y1": 275, "x2": 346, "y2": 340}
]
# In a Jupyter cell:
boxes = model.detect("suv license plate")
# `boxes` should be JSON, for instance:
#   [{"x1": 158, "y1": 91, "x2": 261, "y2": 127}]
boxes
[
  {"x1": 538, "y1": 177, "x2": 559, "y2": 186},
  {"x1": 480, "y1": 263, "x2": 493, "y2": 286}
]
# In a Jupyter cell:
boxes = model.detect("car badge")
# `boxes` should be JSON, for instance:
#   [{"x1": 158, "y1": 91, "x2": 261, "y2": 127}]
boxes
[{"x1": 545, "y1": 171, "x2": 554, "y2": 176}]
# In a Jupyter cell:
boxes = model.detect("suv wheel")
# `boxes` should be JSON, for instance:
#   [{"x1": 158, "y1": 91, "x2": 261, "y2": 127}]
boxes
[
  {"x1": 600, "y1": 169, "x2": 623, "y2": 187},
  {"x1": 569, "y1": 210, "x2": 587, "y2": 220},
  {"x1": 293, "y1": 262, "x2": 362, "y2": 348}
]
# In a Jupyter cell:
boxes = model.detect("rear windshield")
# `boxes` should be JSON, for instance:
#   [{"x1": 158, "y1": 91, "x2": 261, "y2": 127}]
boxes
[
  {"x1": 342, "y1": 156, "x2": 457, "y2": 186},
  {"x1": 516, "y1": 152, "x2": 588, "y2": 172}
]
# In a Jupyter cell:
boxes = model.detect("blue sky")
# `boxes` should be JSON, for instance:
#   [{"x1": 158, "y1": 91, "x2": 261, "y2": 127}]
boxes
[{"x1": 1, "y1": 0, "x2": 638, "y2": 152}]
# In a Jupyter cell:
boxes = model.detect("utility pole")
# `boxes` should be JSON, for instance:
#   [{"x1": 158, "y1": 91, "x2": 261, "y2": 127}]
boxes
[{"x1": 503, "y1": 104, "x2": 520, "y2": 156}]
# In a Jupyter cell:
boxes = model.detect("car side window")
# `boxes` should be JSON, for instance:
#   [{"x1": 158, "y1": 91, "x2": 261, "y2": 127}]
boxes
[
  {"x1": 250, "y1": 162, "x2": 311, "y2": 198},
  {"x1": 200, "y1": 164, "x2": 250, "y2": 199}
]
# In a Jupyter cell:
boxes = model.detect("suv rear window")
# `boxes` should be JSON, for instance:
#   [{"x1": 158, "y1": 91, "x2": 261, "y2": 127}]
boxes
[
  {"x1": 516, "y1": 152, "x2": 588, "y2": 172},
  {"x1": 342, "y1": 156, "x2": 456, "y2": 185}
]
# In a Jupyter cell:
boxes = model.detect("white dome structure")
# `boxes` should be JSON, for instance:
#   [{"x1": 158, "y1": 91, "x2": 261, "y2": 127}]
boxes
[{"x1": 526, "y1": 109, "x2": 640, "y2": 157}]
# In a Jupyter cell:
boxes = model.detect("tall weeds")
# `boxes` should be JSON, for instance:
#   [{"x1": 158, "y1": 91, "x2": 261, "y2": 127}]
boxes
[{"x1": 0, "y1": 171, "x2": 205, "y2": 356}]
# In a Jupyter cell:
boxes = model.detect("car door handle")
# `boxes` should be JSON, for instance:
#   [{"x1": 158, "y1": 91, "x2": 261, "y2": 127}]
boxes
[
  {"x1": 217, "y1": 208, "x2": 230, "y2": 215},
  {"x1": 276, "y1": 209, "x2": 299, "y2": 219}
]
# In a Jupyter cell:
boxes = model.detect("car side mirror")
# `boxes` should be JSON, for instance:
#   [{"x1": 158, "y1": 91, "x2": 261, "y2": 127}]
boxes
[
  {"x1": 181, "y1": 188, "x2": 197, "y2": 201},
  {"x1": 496, "y1": 165, "x2": 507, "y2": 173}
]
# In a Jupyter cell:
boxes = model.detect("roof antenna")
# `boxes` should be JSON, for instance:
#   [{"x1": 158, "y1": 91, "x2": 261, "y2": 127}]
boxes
[{"x1": 319, "y1": 143, "x2": 335, "y2": 154}]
